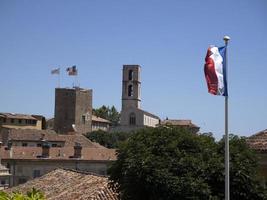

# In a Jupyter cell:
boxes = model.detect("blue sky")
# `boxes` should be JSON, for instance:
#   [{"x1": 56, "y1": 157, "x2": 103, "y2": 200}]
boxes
[{"x1": 0, "y1": 0, "x2": 266, "y2": 139}]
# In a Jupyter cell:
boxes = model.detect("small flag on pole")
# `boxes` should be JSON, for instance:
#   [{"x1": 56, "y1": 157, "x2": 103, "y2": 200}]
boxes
[
  {"x1": 66, "y1": 66, "x2": 78, "y2": 76},
  {"x1": 51, "y1": 68, "x2": 60, "y2": 75},
  {"x1": 204, "y1": 46, "x2": 227, "y2": 96}
]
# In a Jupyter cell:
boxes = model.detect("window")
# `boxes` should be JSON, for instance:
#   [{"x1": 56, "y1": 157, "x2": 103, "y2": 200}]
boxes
[
  {"x1": 37, "y1": 143, "x2": 42, "y2": 147},
  {"x1": 129, "y1": 70, "x2": 133, "y2": 80},
  {"x1": 33, "y1": 170, "x2": 41, "y2": 178},
  {"x1": 18, "y1": 119, "x2": 22, "y2": 124},
  {"x1": 129, "y1": 113, "x2": 136, "y2": 125},
  {"x1": 22, "y1": 143, "x2": 28, "y2": 147},
  {"x1": 128, "y1": 85, "x2": 133, "y2": 97},
  {"x1": 3, "y1": 118, "x2": 6, "y2": 123},
  {"x1": 11, "y1": 119, "x2": 14, "y2": 123},
  {"x1": 18, "y1": 178, "x2": 27, "y2": 184},
  {"x1": 52, "y1": 144, "x2": 58, "y2": 147},
  {"x1": 82, "y1": 115, "x2": 86, "y2": 124}
]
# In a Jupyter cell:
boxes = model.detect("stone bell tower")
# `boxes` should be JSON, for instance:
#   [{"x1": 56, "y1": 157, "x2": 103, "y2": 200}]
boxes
[{"x1": 121, "y1": 65, "x2": 141, "y2": 110}]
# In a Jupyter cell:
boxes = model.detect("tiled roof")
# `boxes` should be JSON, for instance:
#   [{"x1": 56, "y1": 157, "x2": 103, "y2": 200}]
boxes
[
  {"x1": 0, "y1": 112, "x2": 38, "y2": 120},
  {"x1": 92, "y1": 115, "x2": 111, "y2": 124},
  {"x1": 6, "y1": 168, "x2": 118, "y2": 200},
  {"x1": 0, "y1": 128, "x2": 104, "y2": 148},
  {"x1": 0, "y1": 146, "x2": 116, "y2": 161},
  {"x1": 246, "y1": 129, "x2": 267, "y2": 152},
  {"x1": 141, "y1": 109, "x2": 160, "y2": 120},
  {"x1": 160, "y1": 119, "x2": 199, "y2": 128}
]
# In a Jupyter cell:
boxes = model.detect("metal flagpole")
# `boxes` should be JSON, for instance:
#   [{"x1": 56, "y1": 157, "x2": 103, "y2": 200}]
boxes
[
  {"x1": 58, "y1": 70, "x2": 60, "y2": 88},
  {"x1": 223, "y1": 35, "x2": 230, "y2": 200}
]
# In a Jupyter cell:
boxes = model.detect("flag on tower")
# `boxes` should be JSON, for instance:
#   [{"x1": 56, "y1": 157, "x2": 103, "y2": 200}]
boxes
[
  {"x1": 51, "y1": 68, "x2": 60, "y2": 75},
  {"x1": 204, "y1": 46, "x2": 227, "y2": 96},
  {"x1": 66, "y1": 66, "x2": 78, "y2": 76}
]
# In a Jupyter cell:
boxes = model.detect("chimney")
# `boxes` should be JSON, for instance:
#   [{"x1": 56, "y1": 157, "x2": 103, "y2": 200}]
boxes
[
  {"x1": 73, "y1": 142, "x2": 82, "y2": 158},
  {"x1": 42, "y1": 141, "x2": 51, "y2": 158}
]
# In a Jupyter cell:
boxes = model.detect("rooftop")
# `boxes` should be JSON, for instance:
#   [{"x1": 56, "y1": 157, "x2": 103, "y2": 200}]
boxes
[
  {"x1": 0, "y1": 128, "x2": 105, "y2": 148},
  {"x1": 0, "y1": 113, "x2": 39, "y2": 120},
  {"x1": 246, "y1": 129, "x2": 267, "y2": 152},
  {"x1": 160, "y1": 119, "x2": 199, "y2": 128},
  {"x1": 6, "y1": 168, "x2": 118, "y2": 200}
]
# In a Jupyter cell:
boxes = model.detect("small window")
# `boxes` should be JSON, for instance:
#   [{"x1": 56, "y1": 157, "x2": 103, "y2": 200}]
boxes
[
  {"x1": 1, "y1": 180, "x2": 6, "y2": 185},
  {"x1": 22, "y1": 143, "x2": 28, "y2": 147},
  {"x1": 52, "y1": 144, "x2": 57, "y2": 147},
  {"x1": 82, "y1": 115, "x2": 86, "y2": 124},
  {"x1": 11, "y1": 119, "x2": 14, "y2": 123},
  {"x1": 33, "y1": 170, "x2": 41, "y2": 178},
  {"x1": 128, "y1": 85, "x2": 133, "y2": 97},
  {"x1": 129, "y1": 70, "x2": 133, "y2": 80},
  {"x1": 37, "y1": 143, "x2": 42, "y2": 147},
  {"x1": 129, "y1": 113, "x2": 136, "y2": 125},
  {"x1": 18, "y1": 119, "x2": 22, "y2": 124},
  {"x1": 3, "y1": 118, "x2": 6, "y2": 123},
  {"x1": 18, "y1": 178, "x2": 27, "y2": 184}
]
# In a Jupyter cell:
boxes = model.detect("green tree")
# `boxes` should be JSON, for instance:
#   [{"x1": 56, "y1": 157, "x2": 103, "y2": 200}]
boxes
[
  {"x1": 0, "y1": 188, "x2": 45, "y2": 200},
  {"x1": 93, "y1": 105, "x2": 120, "y2": 126},
  {"x1": 87, "y1": 130, "x2": 132, "y2": 148},
  {"x1": 108, "y1": 127, "x2": 267, "y2": 200}
]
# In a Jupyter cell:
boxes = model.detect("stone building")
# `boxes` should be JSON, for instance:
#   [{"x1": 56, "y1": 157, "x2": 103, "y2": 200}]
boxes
[
  {"x1": 54, "y1": 87, "x2": 93, "y2": 134},
  {"x1": 0, "y1": 144, "x2": 116, "y2": 187},
  {"x1": 0, "y1": 113, "x2": 45, "y2": 130},
  {"x1": 119, "y1": 65, "x2": 160, "y2": 132},
  {"x1": 246, "y1": 129, "x2": 267, "y2": 183}
]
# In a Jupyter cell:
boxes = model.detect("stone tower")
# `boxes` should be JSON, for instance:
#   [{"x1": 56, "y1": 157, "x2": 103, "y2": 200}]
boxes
[
  {"x1": 120, "y1": 65, "x2": 142, "y2": 127},
  {"x1": 121, "y1": 65, "x2": 141, "y2": 110},
  {"x1": 54, "y1": 87, "x2": 92, "y2": 134}
]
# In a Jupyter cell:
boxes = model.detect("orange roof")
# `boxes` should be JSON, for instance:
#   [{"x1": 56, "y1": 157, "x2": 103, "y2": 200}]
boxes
[
  {"x1": 0, "y1": 112, "x2": 38, "y2": 120},
  {"x1": 161, "y1": 119, "x2": 199, "y2": 128},
  {"x1": 0, "y1": 128, "x2": 104, "y2": 148},
  {"x1": 6, "y1": 168, "x2": 118, "y2": 200},
  {"x1": 246, "y1": 129, "x2": 267, "y2": 152},
  {"x1": 92, "y1": 115, "x2": 111, "y2": 123}
]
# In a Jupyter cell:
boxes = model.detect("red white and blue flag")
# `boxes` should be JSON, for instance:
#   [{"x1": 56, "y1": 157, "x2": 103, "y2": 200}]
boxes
[{"x1": 204, "y1": 46, "x2": 227, "y2": 96}]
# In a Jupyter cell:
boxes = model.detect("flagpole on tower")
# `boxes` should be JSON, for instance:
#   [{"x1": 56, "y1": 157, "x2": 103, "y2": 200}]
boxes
[{"x1": 223, "y1": 35, "x2": 230, "y2": 200}]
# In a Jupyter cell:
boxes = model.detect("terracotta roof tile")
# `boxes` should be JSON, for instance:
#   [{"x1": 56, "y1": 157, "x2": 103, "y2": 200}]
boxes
[
  {"x1": 246, "y1": 129, "x2": 267, "y2": 152},
  {"x1": 6, "y1": 168, "x2": 118, "y2": 200},
  {"x1": 161, "y1": 119, "x2": 199, "y2": 128},
  {"x1": 1, "y1": 128, "x2": 104, "y2": 148},
  {"x1": 0, "y1": 112, "x2": 39, "y2": 120}
]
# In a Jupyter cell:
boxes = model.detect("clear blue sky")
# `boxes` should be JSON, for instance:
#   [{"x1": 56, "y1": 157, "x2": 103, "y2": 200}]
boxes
[{"x1": 0, "y1": 0, "x2": 266, "y2": 139}]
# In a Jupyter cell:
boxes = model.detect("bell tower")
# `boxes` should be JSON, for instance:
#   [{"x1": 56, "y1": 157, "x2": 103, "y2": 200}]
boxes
[{"x1": 122, "y1": 65, "x2": 141, "y2": 110}]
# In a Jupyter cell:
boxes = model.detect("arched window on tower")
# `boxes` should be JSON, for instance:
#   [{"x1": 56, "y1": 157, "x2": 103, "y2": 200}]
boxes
[
  {"x1": 129, "y1": 112, "x2": 136, "y2": 125},
  {"x1": 129, "y1": 70, "x2": 133, "y2": 80},
  {"x1": 128, "y1": 85, "x2": 133, "y2": 97}
]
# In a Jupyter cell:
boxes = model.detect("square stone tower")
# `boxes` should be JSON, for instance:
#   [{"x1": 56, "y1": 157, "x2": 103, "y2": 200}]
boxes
[
  {"x1": 121, "y1": 65, "x2": 141, "y2": 110},
  {"x1": 54, "y1": 87, "x2": 92, "y2": 134}
]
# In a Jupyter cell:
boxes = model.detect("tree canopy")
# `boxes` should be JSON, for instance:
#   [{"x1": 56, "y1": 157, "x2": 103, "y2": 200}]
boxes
[
  {"x1": 86, "y1": 130, "x2": 132, "y2": 148},
  {"x1": 108, "y1": 127, "x2": 267, "y2": 200},
  {"x1": 0, "y1": 188, "x2": 45, "y2": 200},
  {"x1": 93, "y1": 105, "x2": 120, "y2": 126}
]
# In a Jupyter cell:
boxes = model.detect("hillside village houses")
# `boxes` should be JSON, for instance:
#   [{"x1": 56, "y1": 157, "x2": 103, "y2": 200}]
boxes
[{"x1": 6, "y1": 64, "x2": 267, "y2": 190}]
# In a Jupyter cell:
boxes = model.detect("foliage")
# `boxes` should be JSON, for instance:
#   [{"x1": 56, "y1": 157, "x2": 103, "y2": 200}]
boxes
[
  {"x1": 0, "y1": 188, "x2": 45, "y2": 200},
  {"x1": 86, "y1": 130, "x2": 132, "y2": 148},
  {"x1": 108, "y1": 127, "x2": 267, "y2": 200},
  {"x1": 93, "y1": 105, "x2": 120, "y2": 126}
]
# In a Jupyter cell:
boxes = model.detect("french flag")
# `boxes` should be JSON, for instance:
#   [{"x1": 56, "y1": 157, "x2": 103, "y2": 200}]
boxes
[{"x1": 204, "y1": 46, "x2": 227, "y2": 96}]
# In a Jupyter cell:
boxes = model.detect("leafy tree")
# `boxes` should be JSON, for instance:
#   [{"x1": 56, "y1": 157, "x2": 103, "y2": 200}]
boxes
[
  {"x1": 0, "y1": 188, "x2": 45, "y2": 200},
  {"x1": 108, "y1": 127, "x2": 267, "y2": 200},
  {"x1": 93, "y1": 105, "x2": 120, "y2": 126},
  {"x1": 87, "y1": 130, "x2": 132, "y2": 148}
]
